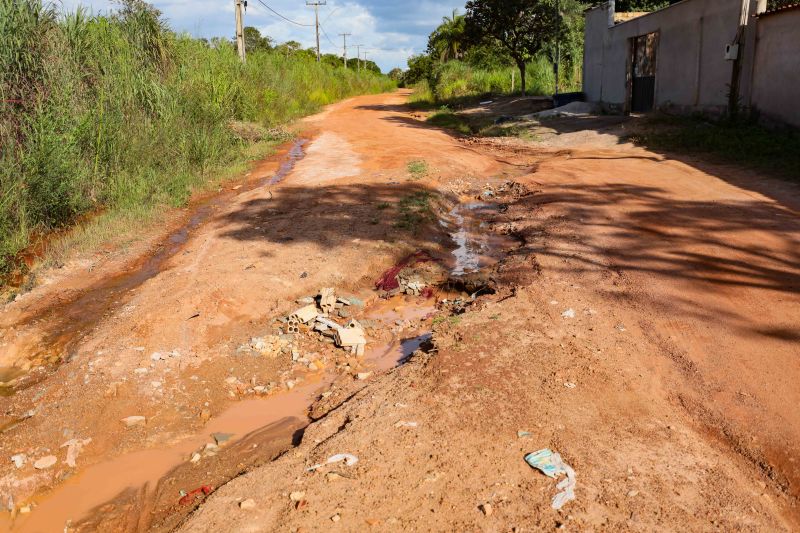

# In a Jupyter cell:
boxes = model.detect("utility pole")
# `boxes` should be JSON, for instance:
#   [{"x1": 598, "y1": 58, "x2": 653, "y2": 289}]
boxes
[
  {"x1": 554, "y1": 0, "x2": 560, "y2": 96},
  {"x1": 306, "y1": 1, "x2": 326, "y2": 63},
  {"x1": 355, "y1": 44, "x2": 364, "y2": 73},
  {"x1": 363, "y1": 51, "x2": 369, "y2": 72},
  {"x1": 234, "y1": 0, "x2": 246, "y2": 63},
  {"x1": 339, "y1": 32, "x2": 351, "y2": 69}
]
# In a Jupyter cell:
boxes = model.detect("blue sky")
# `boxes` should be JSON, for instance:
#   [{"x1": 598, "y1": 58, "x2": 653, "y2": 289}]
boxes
[{"x1": 58, "y1": 0, "x2": 466, "y2": 72}]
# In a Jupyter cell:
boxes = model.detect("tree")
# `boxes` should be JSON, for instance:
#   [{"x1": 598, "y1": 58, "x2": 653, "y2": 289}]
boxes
[
  {"x1": 464, "y1": 0, "x2": 561, "y2": 95},
  {"x1": 405, "y1": 54, "x2": 434, "y2": 85},
  {"x1": 427, "y1": 9, "x2": 467, "y2": 62},
  {"x1": 243, "y1": 26, "x2": 272, "y2": 53},
  {"x1": 388, "y1": 68, "x2": 404, "y2": 82}
]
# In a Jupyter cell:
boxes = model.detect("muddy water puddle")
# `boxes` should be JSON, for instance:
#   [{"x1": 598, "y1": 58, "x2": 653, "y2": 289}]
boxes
[
  {"x1": 3, "y1": 382, "x2": 320, "y2": 533},
  {"x1": 1, "y1": 137, "x2": 309, "y2": 392}
]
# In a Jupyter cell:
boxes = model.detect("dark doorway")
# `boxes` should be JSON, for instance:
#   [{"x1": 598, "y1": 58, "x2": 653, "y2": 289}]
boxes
[{"x1": 631, "y1": 32, "x2": 658, "y2": 112}]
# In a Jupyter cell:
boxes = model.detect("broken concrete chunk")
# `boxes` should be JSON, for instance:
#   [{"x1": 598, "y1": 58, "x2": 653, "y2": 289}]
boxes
[
  {"x1": 319, "y1": 287, "x2": 336, "y2": 315},
  {"x1": 121, "y1": 415, "x2": 146, "y2": 427},
  {"x1": 10, "y1": 454, "x2": 26, "y2": 469},
  {"x1": 211, "y1": 432, "x2": 233, "y2": 445},
  {"x1": 33, "y1": 456, "x2": 57, "y2": 470},
  {"x1": 290, "y1": 304, "x2": 318, "y2": 324},
  {"x1": 335, "y1": 327, "x2": 366, "y2": 348},
  {"x1": 239, "y1": 498, "x2": 256, "y2": 510}
]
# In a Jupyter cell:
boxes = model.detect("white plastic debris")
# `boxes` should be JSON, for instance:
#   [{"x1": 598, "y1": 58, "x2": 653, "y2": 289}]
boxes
[
  {"x1": 307, "y1": 453, "x2": 359, "y2": 471},
  {"x1": 524, "y1": 448, "x2": 577, "y2": 510}
]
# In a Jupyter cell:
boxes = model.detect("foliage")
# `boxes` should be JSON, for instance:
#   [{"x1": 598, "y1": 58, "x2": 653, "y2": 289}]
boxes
[
  {"x1": 464, "y1": 0, "x2": 567, "y2": 95},
  {"x1": 405, "y1": 54, "x2": 435, "y2": 86},
  {"x1": 426, "y1": 108, "x2": 472, "y2": 135},
  {"x1": 427, "y1": 9, "x2": 467, "y2": 62},
  {"x1": 0, "y1": 0, "x2": 394, "y2": 275},
  {"x1": 243, "y1": 26, "x2": 272, "y2": 52}
]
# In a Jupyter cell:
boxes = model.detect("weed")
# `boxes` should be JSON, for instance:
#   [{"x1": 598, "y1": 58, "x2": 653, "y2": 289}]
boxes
[
  {"x1": 407, "y1": 159, "x2": 429, "y2": 179},
  {"x1": 395, "y1": 191, "x2": 435, "y2": 232},
  {"x1": 375, "y1": 202, "x2": 391, "y2": 210},
  {"x1": 427, "y1": 109, "x2": 472, "y2": 135}
]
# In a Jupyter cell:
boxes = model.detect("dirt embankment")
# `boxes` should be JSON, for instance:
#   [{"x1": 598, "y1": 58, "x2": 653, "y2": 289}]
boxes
[{"x1": 1, "y1": 90, "x2": 799, "y2": 532}]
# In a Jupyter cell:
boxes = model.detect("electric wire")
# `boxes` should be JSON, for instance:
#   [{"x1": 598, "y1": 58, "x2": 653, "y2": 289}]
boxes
[{"x1": 254, "y1": 0, "x2": 313, "y2": 26}]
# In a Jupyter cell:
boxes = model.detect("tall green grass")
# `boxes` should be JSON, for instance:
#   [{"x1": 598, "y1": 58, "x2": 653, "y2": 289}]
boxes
[
  {"x1": 0, "y1": 0, "x2": 394, "y2": 276},
  {"x1": 411, "y1": 57, "x2": 580, "y2": 106}
]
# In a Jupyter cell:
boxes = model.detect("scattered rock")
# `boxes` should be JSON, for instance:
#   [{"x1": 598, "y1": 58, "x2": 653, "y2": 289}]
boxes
[
  {"x1": 211, "y1": 432, "x2": 233, "y2": 445},
  {"x1": 150, "y1": 352, "x2": 163, "y2": 361},
  {"x1": 290, "y1": 491, "x2": 306, "y2": 502},
  {"x1": 10, "y1": 454, "x2": 27, "y2": 469},
  {"x1": 239, "y1": 498, "x2": 256, "y2": 510},
  {"x1": 121, "y1": 416, "x2": 146, "y2": 427},
  {"x1": 190, "y1": 453, "x2": 201, "y2": 464},
  {"x1": 479, "y1": 503, "x2": 493, "y2": 516},
  {"x1": 356, "y1": 372, "x2": 372, "y2": 380},
  {"x1": 331, "y1": 514, "x2": 341, "y2": 523},
  {"x1": 61, "y1": 438, "x2": 91, "y2": 467},
  {"x1": 561, "y1": 309, "x2": 576, "y2": 319},
  {"x1": 33, "y1": 456, "x2": 57, "y2": 470},
  {"x1": 199, "y1": 408, "x2": 212, "y2": 422}
]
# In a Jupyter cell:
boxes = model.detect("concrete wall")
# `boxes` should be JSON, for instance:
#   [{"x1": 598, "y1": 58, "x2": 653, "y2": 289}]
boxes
[
  {"x1": 583, "y1": 0, "x2": 758, "y2": 115},
  {"x1": 750, "y1": 8, "x2": 800, "y2": 128}
]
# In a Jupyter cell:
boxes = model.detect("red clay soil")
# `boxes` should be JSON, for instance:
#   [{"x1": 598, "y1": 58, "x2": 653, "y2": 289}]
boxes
[{"x1": 0, "y1": 90, "x2": 799, "y2": 532}]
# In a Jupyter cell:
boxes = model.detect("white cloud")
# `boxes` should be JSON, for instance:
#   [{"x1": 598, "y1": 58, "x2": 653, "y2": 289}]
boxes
[{"x1": 57, "y1": 0, "x2": 466, "y2": 71}]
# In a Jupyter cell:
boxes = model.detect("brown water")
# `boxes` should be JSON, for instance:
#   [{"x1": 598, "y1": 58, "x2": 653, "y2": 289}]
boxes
[
  {"x1": 3, "y1": 382, "x2": 320, "y2": 533},
  {"x1": 2, "y1": 138, "x2": 308, "y2": 393}
]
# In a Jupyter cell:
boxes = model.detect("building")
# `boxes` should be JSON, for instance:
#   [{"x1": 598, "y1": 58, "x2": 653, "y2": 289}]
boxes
[{"x1": 582, "y1": 0, "x2": 800, "y2": 127}]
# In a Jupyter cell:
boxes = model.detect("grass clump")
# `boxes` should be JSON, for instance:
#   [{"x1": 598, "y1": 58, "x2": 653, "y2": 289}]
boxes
[
  {"x1": 427, "y1": 108, "x2": 472, "y2": 135},
  {"x1": 395, "y1": 191, "x2": 435, "y2": 232},
  {"x1": 629, "y1": 116, "x2": 800, "y2": 181},
  {"x1": 0, "y1": 0, "x2": 395, "y2": 277},
  {"x1": 407, "y1": 159, "x2": 429, "y2": 179}
]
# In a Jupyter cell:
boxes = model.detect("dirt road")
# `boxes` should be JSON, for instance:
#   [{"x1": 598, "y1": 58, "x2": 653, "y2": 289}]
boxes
[{"x1": 0, "y1": 90, "x2": 798, "y2": 531}]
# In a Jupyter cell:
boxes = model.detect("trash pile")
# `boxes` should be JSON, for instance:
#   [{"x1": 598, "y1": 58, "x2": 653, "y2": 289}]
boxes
[{"x1": 286, "y1": 288, "x2": 367, "y2": 356}]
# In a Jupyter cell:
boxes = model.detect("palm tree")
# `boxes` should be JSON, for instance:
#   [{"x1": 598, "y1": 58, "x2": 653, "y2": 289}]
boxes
[{"x1": 427, "y1": 9, "x2": 466, "y2": 62}]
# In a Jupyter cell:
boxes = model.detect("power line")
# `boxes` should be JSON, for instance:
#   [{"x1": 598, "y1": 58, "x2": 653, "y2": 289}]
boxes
[
  {"x1": 319, "y1": 23, "x2": 337, "y2": 48},
  {"x1": 255, "y1": 0, "x2": 313, "y2": 27}
]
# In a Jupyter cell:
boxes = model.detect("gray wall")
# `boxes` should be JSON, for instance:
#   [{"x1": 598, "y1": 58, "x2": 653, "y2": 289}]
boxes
[
  {"x1": 750, "y1": 8, "x2": 800, "y2": 128},
  {"x1": 583, "y1": 0, "x2": 762, "y2": 115}
]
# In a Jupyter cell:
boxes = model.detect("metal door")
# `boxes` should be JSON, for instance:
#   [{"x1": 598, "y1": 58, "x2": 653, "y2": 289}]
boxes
[{"x1": 631, "y1": 32, "x2": 658, "y2": 113}]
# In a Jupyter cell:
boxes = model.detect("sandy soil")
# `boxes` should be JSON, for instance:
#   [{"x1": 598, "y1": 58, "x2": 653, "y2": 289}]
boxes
[{"x1": 0, "y1": 90, "x2": 798, "y2": 532}]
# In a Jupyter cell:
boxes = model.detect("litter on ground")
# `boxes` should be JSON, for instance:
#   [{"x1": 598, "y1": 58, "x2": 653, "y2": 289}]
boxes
[{"x1": 524, "y1": 448, "x2": 577, "y2": 510}]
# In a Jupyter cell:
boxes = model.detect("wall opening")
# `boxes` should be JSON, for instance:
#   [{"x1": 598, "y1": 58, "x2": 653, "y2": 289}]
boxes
[{"x1": 630, "y1": 32, "x2": 659, "y2": 112}]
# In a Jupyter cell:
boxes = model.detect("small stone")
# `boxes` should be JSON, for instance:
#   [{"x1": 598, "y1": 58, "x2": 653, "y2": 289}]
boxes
[
  {"x1": 561, "y1": 309, "x2": 576, "y2": 319},
  {"x1": 286, "y1": 380, "x2": 296, "y2": 390},
  {"x1": 627, "y1": 490, "x2": 639, "y2": 498},
  {"x1": 356, "y1": 372, "x2": 371, "y2": 381},
  {"x1": 331, "y1": 514, "x2": 341, "y2": 523},
  {"x1": 121, "y1": 416, "x2": 146, "y2": 427},
  {"x1": 212, "y1": 432, "x2": 233, "y2": 445},
  {"x1": 290, "y1": 491, "x2": 306, "y2": 502},
  {"x1": 199, "y1": 408, "x2": 212, "y2": 422},
  {"x1": 225, "y1": 377, "x2": 238, "y2": 385},
  {"x1": 326, "y1": 472, "x2": 342, "y2": 482},
  {"x1": 150, "y1": 352, "x2": 162, "y2": 361},
  {"x1": 133, "y1": 368, "x2": 148, "y2": 375},
  {"x1": 239, "y1": 498, "x2": 256, "y2": 510},
  {"x1": 33, "y1": 456, "x2": 57, "y2": 470},
  {"x1": 479, "y1": 503, "x2": 493, "y2": 516},
  {"x1": 517, "y1": 430, "x2": 531, "y2": 438},
  {"x1": 10, "y1": 454, "x2": 27, "y2": 469},
  {"x1": 337, "y1": 308, "x2": 350, "y2": 319},
  {"x1": 19, "y1": 506, "x2": 31, "y2": 514},
  {"x1": 190, "y1": 453, "x2": 201, "y2": 464}
]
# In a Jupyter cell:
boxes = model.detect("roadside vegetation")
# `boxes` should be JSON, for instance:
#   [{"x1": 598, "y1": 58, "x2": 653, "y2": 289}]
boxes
[
  {"x1": 629, "y1": 116, "x2": 800, "y2": 181},
  {"x1": 0, "y1": 0, "x2": 393, "y2": 277},
  {"x1": 403, "y1": 1, "x2": 670, "y2": 107}
]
